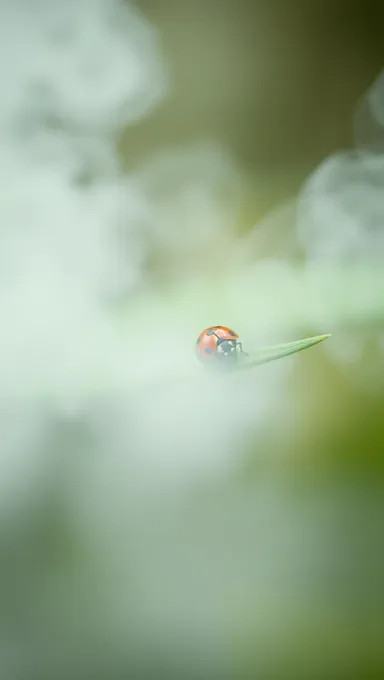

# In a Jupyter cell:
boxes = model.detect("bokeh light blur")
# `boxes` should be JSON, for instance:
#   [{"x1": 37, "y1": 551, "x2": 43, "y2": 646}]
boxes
[{"x1": 0, "y1": 1, "x2": 383, "y2": 678}]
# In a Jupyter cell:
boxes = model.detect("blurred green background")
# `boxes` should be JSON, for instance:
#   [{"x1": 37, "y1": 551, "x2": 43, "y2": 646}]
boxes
[
  {"x1": 2, "y1": 1, "x2": 384, "y2": 679},
  {"x1": 120, "y1": 0, "x2": 384, "y2": 468},
  {"x1": 122, "y1": 0, "x2": 384, "y2": 216},
  {"x1": 122, "y1": 1, "x2": 384, "y2": 676}
]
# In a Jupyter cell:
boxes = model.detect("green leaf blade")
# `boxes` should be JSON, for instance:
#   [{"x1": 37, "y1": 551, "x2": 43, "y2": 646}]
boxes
[{"x1": 235, "y1": 334, "x2": 331, "y2": 371}]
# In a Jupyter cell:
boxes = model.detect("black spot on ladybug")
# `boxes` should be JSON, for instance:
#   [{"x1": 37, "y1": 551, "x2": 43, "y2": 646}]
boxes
[
  {"x1": 228, "y1": 331, "x2": 236, "y2": 337},
  {"x1": 206, "y1": 329, "x2": 216, "y2": 336},
  {"x1": 205, "y1": 348, "x2": 213, "y2": 354}
]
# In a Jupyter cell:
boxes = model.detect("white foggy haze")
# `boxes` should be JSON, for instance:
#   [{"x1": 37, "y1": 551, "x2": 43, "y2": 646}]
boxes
[
  {"x1": 296, "y1": 68, "x2": 384, "y2": 381},
  {"x1": 0, "y1": 1, "x2": 383, "y2": 677},
  {"x1": 0, "y1": 0, "x2": 167, "y2": 516},
  {"x1": 0, "y1": 0, "x2": 288, "y2": 526},
  {"x1": 0, "y1": 4, "x2": 298, "y2": 676},
  {"x1": 298, "y1": 67, "x2": 384, "y2": 265}
]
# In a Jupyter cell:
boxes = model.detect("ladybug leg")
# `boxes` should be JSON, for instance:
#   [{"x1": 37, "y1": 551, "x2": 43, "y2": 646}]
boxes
[{"x1": 237, "y1": 342, "x2": 249, "y2": 356}]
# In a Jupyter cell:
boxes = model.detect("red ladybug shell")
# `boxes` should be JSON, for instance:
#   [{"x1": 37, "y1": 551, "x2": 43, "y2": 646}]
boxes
[{"x1": 196, "y1": 325, "x2": 239, "y2": 363}]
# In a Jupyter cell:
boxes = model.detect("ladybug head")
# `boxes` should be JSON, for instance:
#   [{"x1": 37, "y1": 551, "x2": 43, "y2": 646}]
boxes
[{"x1": 216, "y1": 337, "x2": 238, "y2": 358}]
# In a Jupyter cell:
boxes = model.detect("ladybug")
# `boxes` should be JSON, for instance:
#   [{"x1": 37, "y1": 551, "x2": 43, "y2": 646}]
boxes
[{"x1": 196, "y1": 325, "x2": 247, "y2": 364}]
